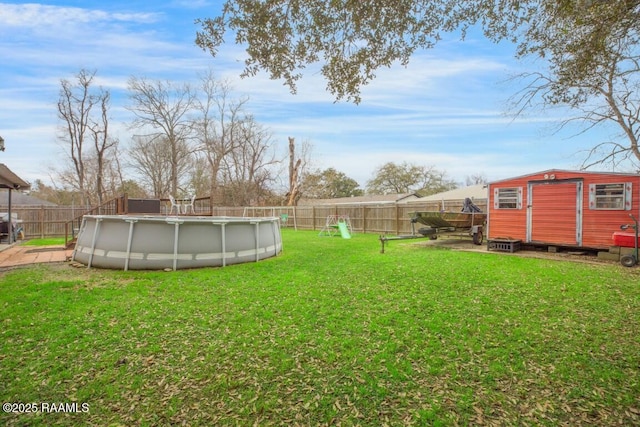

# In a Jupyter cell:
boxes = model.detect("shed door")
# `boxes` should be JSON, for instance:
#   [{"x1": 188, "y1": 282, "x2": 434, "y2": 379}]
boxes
[{"x1": 527, "y1": 181, "x2": 583, "y2": 246}]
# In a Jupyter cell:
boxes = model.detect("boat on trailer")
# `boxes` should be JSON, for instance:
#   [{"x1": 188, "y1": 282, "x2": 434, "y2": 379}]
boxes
[{"x1": 379, "y1": 198, "x2": 486, "y2": 252}]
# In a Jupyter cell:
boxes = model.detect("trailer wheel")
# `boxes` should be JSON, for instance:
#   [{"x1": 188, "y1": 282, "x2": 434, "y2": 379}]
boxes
[
  {"x1": 473, "y1": 230, "x2": 483, "y2": 245},
  {"x1": 620, "y1": 254, "x2": 637, "y2": 267}
]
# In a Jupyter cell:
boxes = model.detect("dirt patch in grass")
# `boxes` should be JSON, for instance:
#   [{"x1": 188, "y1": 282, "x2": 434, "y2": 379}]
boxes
[{"x1": 410, "y1": 237, "x2": 618, "y2": 266}]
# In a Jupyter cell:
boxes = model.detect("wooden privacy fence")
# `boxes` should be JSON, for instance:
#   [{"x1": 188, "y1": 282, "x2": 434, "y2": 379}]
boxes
[
  {"x1": 0, "y1": 205, "x2": 92, "y2": 239},
  {"x1": 1, "y1": 198, "x2": 487, "y2": 239},
  {"x1": 261, "y1": 199, "x2": 487, "y2": 235}
]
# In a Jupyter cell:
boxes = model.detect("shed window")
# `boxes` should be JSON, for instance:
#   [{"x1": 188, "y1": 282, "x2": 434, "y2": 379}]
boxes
[
  {"x1": 589, "y1": 183, "x2": 632, "y2": 210},
  {"x1": 494, "y1": 187, "x2": 522, "y2": 209}
]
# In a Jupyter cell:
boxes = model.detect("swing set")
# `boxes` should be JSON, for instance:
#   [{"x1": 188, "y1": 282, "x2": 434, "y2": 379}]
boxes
[{"x1": 318, "y1": 215, "x2": 353, "y2": 239}]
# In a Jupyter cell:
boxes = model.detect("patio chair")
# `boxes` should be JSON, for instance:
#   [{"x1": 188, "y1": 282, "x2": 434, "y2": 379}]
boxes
[
  {"x1": 182, "y1": 194, "x2": 196, "y2": 215},
  {"x1": 169, "y1": 196, "x2": 181, "y2": 215}
]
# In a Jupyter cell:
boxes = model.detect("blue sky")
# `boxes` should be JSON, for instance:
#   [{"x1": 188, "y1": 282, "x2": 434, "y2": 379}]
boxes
[{"x1": 0, "y1": 1, "x2": 618, "y2": 189}]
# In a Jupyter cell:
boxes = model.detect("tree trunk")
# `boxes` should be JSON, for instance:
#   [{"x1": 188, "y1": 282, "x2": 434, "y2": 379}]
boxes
[{"x1": 286, "y1": 137, "x2": 301, "y2": 206}]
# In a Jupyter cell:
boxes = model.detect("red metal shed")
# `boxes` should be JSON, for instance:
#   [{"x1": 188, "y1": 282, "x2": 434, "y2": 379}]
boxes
[{"x1": 487, "y1": 169, "x2": 640, "y2": 249}]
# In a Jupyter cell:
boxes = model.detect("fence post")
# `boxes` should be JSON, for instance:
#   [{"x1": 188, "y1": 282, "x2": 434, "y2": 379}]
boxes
[
  {"x1": 312, "y1": 206, "x2": 316, "y2": 231},
  {"x1": 396, "y1": 204, "x2": 400, "y2": 235},
  {"x1": 40, "y1": 205, "x2": 44, "y2": 238},
  {"x1": 362, "y1": 205, "x2": 367, "y2": 234}
]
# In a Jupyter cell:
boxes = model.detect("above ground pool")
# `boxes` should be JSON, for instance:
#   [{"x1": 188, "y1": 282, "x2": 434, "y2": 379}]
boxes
[{"x1": 72, "y1": 215, "x2": 283, "y2": 270}]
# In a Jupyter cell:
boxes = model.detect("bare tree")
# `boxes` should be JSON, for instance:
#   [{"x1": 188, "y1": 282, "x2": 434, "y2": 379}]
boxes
[
  {"x1": 57, "y1": 69, "x2": 115, "y2": 205},
  {"x1": 220, "y1": 117, "x2": 278, "y2": 206},
  {"x1": 193, "y1": 72, "x2": 248, "y2": 199},
  {"x1": 185, "y1": 155, "x2": 213, "y2": 197},
  {"x1": 88, "y1": 90, "x2": 118, "y2": 204},
  {"x1": 511, "y1": 36, "x2": 640, "y2": 169},
  {"x1": 127, "y1": 77, "x2": 196, "y2": 196},
  {"x1": 465, "y1": 173, "x2": 488, "y2": 186},
  {"x1": 128, "y1": 135, "x2": 187, "y2": 198},
  {"x1": 193, "y1": 71, "x2": 286, "y2": 205},
  {"x1": 106, "y1": 143, "x2": 128, "y2": 197}
]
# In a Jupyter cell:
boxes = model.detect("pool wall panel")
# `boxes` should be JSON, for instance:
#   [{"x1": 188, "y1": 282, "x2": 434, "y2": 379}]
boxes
[{"x1": 72, "y1": 215, "x2": 282, "y2": 270}]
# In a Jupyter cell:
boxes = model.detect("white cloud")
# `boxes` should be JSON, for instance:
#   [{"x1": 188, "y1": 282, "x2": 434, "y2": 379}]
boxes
[
  {"x1": 0, "y1": 1, "x2": 616, "y2": 190},
  {"x1": 0, "y1": 3, "x2": 160, "y2": 28},
  {"x1": 171, "y1": 0, "x2": 211, "y2": 9}
]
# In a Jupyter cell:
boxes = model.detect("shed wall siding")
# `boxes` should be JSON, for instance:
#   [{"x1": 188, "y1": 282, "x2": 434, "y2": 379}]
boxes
[
  {"x1": 581, "y1": 175, "x2": 639, "y2": 248},
  {"x1": 488, "y1": 177, "x2": 529, "y2": 241},
  {"x1": 489, "y1": 170, "x2": 640, "y2": 249}
]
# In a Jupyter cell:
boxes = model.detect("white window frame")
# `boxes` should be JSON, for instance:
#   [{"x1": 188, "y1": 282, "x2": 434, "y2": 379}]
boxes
[
  {"x1": 494, "y1": 187, "x2": 522, "y2": 210},
  {"x1": 588, "y1": 183, "x2": 632, "y2": 211}
]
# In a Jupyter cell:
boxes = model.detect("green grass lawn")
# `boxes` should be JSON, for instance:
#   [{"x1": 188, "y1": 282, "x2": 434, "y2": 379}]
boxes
[
  {"x1": 1, "y1": 230, "x2": 639, "y2": 426},
  {"x1": 20, "y1": 238, "x2": 66, "y2": 246}
]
